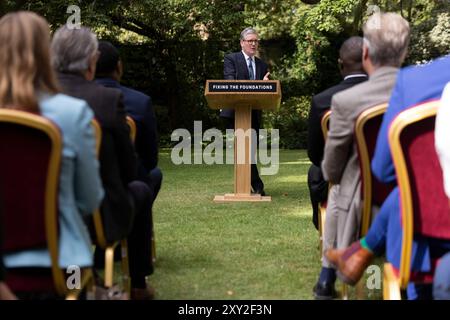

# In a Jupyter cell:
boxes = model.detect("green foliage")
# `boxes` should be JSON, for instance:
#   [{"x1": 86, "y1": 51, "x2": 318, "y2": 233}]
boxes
[
  {"x1": 153, "y1": 149, "x2": 323, "y2": 299},
  {"x1": 2, "y1": 0, "x2": 449, "y2": 149},
  {"x1": 407, "y1": 5, "x2": 450, "y2": 64},
  {"x1": 264, "y1": 96, "x2": 311, "y2": 149}
]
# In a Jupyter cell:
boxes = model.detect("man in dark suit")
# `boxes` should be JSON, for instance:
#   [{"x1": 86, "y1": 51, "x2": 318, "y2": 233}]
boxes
[
  {"x1": 307, "y1": 36, "x2": 367, "y2": 231},
  {"x1": 51, "y1": 26, "x2": 155, "y2": 300},
  {"x1": 221, "y1": 27, "x2": 270, "y2": 196},
  {"x1": 95, "y1": 41, "x2": 162, "y2": 206}
]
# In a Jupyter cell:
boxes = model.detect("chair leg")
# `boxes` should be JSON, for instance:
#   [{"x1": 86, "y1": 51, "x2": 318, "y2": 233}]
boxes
[
  {"x1": 341, "y1": 283, "x2": 348, "y2": 300},
  {"x1": 66, "y1": 268, "x2": 94, "y2": 300},
  {"x1": 356, "y1": 278, "x2": 365, "y2": 299},
  {"x1": 383, "y1": 263, "x2": 401, "y2": 300},
  {"x1": 318, "y1": 203, "x2": 326, "y2": 258},
  {"x1": 104, "y1": 247, "x2": 115, "y2": 288},
  {"x1": 120, "y1": 239, "x2": 130, "y2": 295}
]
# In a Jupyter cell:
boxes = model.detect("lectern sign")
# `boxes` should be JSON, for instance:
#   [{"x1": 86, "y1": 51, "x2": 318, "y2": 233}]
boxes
[
  {"x1": 208, "y1": 81, "x2": 277, "y2": 93},
  {"x1": 205, "y1": 80, "x2": 281, "y2": 111}
]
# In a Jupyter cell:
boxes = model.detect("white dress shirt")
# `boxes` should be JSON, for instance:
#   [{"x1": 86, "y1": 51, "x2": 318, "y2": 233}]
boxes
[{"x1": 435, "y1": 82, "x2": 450, "y2": 198}]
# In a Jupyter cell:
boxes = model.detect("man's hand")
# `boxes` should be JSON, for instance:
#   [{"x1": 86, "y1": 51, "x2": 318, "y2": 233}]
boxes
[{"x1": 263, "y1": 72, "x2": 270, "y2": 80}]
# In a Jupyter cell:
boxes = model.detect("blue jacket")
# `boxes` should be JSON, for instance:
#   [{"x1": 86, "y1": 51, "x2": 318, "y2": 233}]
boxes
[
  {"x1": 95, "y1": 78, "x2": 158, "y2": 176},
  {"x1": 4, "y1": 93, "x2": 104, "y2": 268},
  {"x1": 372, "y1": 55, "x2": 450, "y2": 272}
]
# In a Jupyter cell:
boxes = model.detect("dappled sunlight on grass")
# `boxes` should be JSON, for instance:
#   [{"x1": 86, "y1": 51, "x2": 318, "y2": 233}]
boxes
[{"x1": 280, "y1": 160, "x2": 311, "y2": 165}]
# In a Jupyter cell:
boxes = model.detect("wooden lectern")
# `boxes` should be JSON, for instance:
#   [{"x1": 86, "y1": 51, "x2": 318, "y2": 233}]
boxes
[{"x1": 204, "y1": 80, "x2": 281, "y2": 202}]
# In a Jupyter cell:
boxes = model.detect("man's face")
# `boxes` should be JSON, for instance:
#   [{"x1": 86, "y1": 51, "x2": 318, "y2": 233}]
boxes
[{"x1": 240, "y1": 33, "x2": 259, "y2": 57}]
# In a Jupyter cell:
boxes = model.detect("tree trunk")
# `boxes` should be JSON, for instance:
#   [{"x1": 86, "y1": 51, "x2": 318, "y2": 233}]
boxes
[
  {"x1": 352, "y1": 0, "x2": 369, "y2": 35},
  {"x1": 163, "y1": 45, "x2": 181, "y2": 132}
]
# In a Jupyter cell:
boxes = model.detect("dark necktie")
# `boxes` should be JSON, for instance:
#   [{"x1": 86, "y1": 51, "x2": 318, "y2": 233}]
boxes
[{"x1": 248, "y1": 57, "x2": 254, "y2": 80}]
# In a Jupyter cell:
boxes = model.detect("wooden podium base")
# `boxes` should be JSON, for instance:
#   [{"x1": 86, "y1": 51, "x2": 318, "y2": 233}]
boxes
[{"x1": 214, "y1": 193, "x2": 272, "y2": 203}]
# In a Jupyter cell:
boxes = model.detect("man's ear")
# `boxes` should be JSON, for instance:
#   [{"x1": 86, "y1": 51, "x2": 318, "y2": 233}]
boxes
[
  {"x1": 86, "y1": 52, "x2": 99, "y2": 81},
  {"x1": 362, "y1": 44, "x2": 369, "y2": 62},
  {"x1": 338, "y1": 58, "x2": 343, "y2": 69}
]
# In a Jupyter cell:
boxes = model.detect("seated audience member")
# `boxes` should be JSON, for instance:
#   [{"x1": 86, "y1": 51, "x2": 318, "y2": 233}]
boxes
[
  {"x1": 326, "y1": 55, "x2": 450, "y2": 299},
  {"x1": 95, "y1": 41, "x2": 162, "y2": 204},
  {"x1": 0, "y1": 11, "x2": 103, "y2": 298},
  {"x1": 434, "y1": 82, "x2": 450, "y2": 300},
  {"x1": 51, "y1": 26, "x2": 155, "y2": 300},
  {"x1": 307, "y1": 36, "x2": 367, "y2": 230},
  {"x1": 314, "y1": 12, "x2": 410, "y2": 299}
]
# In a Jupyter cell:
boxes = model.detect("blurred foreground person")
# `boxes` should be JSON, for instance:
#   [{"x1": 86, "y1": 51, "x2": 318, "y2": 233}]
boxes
[
  {"x1": 52, "y1": 26, "x2": 155, "y2": 300},
  {"x1": 0, "y1": 11, "x2": 103, "y2": 299}
]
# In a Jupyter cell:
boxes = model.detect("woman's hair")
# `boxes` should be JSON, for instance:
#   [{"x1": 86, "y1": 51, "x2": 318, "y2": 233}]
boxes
[{"x1": 0, "y1": 11, "x2": 59, "y2": 113}]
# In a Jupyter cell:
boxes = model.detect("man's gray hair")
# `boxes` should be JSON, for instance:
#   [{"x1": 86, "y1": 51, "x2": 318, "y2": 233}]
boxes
[
  {"x1": 51, "y1": 25, "x2": 98, "y2": 74},
  {"x1": 363, "y1": 12, "x2": 410, "y2": 67},
  {"x1": 240, "y1": 27, "x2": 258, "y2": 40}
]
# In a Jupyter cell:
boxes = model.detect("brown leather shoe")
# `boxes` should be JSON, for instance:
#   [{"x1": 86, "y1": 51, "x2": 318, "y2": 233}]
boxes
[
  {"x1": 325, "y1": 241, "x2": 374, "y2": 286},
  {"x1": 130, "y1": 285, "x2": 156, "y2": 300}
]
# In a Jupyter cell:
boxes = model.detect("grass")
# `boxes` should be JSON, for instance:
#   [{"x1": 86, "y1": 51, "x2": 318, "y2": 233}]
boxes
[{"x1": 149, "y1": 149, "x2": 382, "y2": 300}]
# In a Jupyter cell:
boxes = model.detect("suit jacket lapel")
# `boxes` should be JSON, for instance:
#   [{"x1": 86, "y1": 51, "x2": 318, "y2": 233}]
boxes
[
  {"x1": 255, "y1": 58, "x2": 261, "y2": 80},
  {"x1": 238, "y1": 52, "x2": 250, "y2": 80}
]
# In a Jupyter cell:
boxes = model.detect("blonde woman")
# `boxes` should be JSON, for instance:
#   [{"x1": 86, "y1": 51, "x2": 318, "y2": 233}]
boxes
[{"x1": 0, "y1": 11, "x2": 103, "y2": 297}]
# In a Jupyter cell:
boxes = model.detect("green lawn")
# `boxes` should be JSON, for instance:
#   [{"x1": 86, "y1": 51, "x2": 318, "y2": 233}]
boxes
[{"x1": 150, "y1": 149, "x2": 381, "y2": 300}]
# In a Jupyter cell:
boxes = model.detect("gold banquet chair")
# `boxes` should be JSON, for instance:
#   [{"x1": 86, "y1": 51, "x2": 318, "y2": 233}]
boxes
[
  {"x1": 318, "y1": 110, "x2": 331, "y2": 255},
  {"x1": 352, "y1": 103, "x2": 394, "y2": 299},
  {"x1": 125, "y1": 116, "x2": 157, "y2": 264},
  {"x1": 355, "y1": 103, "x2": 393, "y2": 237},
  {"x1": 126, "y1": 115, "x2": 137, "y2": 143},
  {"x1": 320, "y1": 110, "x2": 349, "y2": 300},
  {"x1": 384, "y1": 100, "x2": 450, "y2": 299},
  {"x1": 0, "y1": 109, "x2": 93, "y2": 299},
  {"x1": 91, "y1": 119, "x2": 130, "y2": 293}
]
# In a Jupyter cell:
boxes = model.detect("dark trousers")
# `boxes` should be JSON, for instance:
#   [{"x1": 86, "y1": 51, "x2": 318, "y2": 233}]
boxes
[
  {"x1": 127, "y1": 181, "x2": 153, "y2": 279},
  {"x1": 94, "y1": 181, "x2": 154, "y2": 280},
  {"x1": 307, "y1": 164, "x2": 328, "y2": 230}
]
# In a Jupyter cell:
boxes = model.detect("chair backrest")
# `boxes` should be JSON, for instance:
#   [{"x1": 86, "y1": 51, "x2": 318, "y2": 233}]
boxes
[
  {"x1": 126, "y1": 116, "x2": 136, "y2": 143},
  {"x1": 321, "y1": 110, "x2": 331, "y2": 141},
  {"x1": 91, "y1": 118, "x2": 102, "y2": 156},
  {"x1": 91, "y1": 116, "x2": 135, "y2": 247},
  {"x1": 389, "y1": 100, "x2": 450, "y2": 288},
  {"x1": 90, "y1": 119, "x2": 111, "y2": 249},
  {"x1": 355, "y1": 103, "x2": 394, "y2": 236},
  {"x1": 0, "y1": 109, "x2": 67, "y2": 294}
]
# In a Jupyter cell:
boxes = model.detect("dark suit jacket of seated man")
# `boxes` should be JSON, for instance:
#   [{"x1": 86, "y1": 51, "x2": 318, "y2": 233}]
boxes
[
  {"x1": 220, "y1": 27, "x2": 270, "y2": 195},
  {"x1": 51, "y1": 26, "x2": 155, "y2": 300},
  {"x1": 95, "y1": 41, "x2": 162, "y2": 202}
]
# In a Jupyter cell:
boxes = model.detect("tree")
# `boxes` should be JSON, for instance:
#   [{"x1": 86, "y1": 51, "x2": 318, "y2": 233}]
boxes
[{"x1": 2, "y1": 0, "x2": 449, "y2": 148}]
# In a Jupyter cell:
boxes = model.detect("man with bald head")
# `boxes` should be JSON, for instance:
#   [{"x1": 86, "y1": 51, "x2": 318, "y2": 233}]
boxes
[{"x1": 307, "y1": 36, "x2": 367, "y2": 232}]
